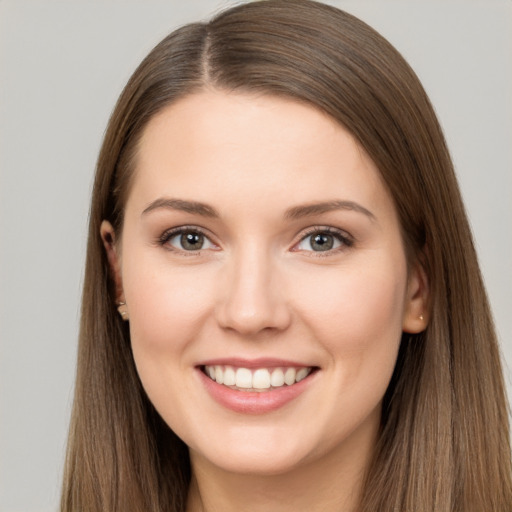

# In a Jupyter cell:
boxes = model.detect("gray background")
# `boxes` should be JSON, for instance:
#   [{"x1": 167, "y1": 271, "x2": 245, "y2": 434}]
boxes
[{"x1": 0, "y1": 1, "x2": 510, "y2": 511}]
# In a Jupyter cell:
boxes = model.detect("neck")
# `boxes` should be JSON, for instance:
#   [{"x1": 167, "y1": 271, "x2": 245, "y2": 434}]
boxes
[{"x1": 186, "y1": 422, "x2": 378, "y2": 512}]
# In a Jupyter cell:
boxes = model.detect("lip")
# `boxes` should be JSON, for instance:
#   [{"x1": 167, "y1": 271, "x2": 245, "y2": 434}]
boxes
[
  {"x1": 196, "y1": 359, "x2": 318, "y2": 414},
  {"x1": 196, "y1": 357, "x2": 312, "y2": 369}
]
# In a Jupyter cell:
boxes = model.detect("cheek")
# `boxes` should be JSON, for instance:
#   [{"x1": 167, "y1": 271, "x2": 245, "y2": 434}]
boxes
[
  {"x1": 120, "y1": 255, "x2": 219, "y2": 414},
  {"x1": 121, "y1": 254, "x2": 216, "y2": 425},
  {"x1": 291, "y1": 256, "x2": 407, "y2": 381},
  {"x1": 287, "y1": 258, "x2": 407, "y2": 443},
  {"x1": 297, "y1": 263, "x2": 405, "y2": 337},
  {"x1": 124, "y1": 256, "x2": 214, "y2": 352}
]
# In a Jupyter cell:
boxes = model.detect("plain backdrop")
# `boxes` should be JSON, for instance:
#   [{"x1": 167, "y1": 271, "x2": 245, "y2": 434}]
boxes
[{"x1": 0, "y1": 1, "x2": 510, "y2": 511}]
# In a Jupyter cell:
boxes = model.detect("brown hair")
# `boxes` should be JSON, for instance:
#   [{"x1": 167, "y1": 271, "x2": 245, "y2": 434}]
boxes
[{"x1": 61, "y1": 1, "x2": 512, "y2": 510}]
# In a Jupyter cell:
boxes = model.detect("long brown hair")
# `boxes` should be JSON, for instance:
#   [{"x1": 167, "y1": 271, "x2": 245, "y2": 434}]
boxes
[{"x1": 61, "y1": 1, "x2": 512, "y2": 510}]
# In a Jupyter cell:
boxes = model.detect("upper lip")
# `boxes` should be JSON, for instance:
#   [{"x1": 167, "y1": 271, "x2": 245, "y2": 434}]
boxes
[{"x1": 196, "y1": 357, "x2": 316, "y2": 369}]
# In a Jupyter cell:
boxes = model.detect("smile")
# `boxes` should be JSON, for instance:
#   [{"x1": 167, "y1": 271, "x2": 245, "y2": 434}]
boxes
[
  {"x1": 197, "y1": 359, "x2": 319, "y2": 413},
  {"x1": 203, "y1": 365, "x2": 313, "y2": 392}
]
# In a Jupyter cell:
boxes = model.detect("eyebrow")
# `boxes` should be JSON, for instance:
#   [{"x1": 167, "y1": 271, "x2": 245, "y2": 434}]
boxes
[
  {"x1": 142, "y1": 198, "x2": 220, "y2": 218},
  {"x1": 141, "y1": 197, "x2": 375, "y2": 222},
  {"x1": 284, "y1": 200, "x2": 376, "y2": 221}
]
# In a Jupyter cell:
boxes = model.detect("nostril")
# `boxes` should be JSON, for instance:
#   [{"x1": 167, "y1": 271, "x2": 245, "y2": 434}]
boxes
[{"x1": 215, "y1": 296, "x2": 292, "y2": 335}]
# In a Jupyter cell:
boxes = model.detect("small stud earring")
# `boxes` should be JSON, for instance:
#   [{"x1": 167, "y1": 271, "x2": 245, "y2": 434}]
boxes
[
  {"x1": 419, "y1": 314, "x2": 424, "y2": 321},
  {"x1": 116, "y1": 301, "x2": 129, "y2": 320}
]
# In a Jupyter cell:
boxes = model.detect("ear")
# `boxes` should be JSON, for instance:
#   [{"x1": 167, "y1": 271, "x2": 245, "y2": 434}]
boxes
[
  {"x1": 100, "y1": 220, "x2": 125, "y2": 305},
  {"x1": 402, "y1": 259, "x2": 430, "y2": 333}
]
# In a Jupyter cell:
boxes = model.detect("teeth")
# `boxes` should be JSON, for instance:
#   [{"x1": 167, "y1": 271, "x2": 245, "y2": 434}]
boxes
[
  {"x1": 215, "y1": 366, "x2": 224, "y2": 385},
  {"x1": 252, "y1": 369, "x2": 271, "y2": 389},
  {"x1": 235, "y1": 368, "x2": 253, "y2": 388},
  {"x1": 296, "y1": 367, "x2": 309, "y2": 382},
  {"x1": 204, "y1": 365, "x2": 312, "y2": 390},
  {"x1": 270, "y1": 368, "x2": 285, "y2": 387},
  {"x1": 223, "y1": 366, "x2": 236, "y2": 386},
  {"x1": 284, "y1": 367, "x2": 296, "y2": 385}
]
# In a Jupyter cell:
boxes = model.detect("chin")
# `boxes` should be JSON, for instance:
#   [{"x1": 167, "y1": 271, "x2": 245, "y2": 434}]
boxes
[
  {"x1": 196, "y1": 447, "x2": 308, "y2": 477},
  {"x1": 187, "y1": 425, "x2": 322, "y2": 477}
]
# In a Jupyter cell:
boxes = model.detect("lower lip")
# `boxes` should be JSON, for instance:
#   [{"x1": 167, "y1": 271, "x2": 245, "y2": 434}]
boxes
[{"x1": 197, "y1": 368, "x2": 316, "y2": 414}]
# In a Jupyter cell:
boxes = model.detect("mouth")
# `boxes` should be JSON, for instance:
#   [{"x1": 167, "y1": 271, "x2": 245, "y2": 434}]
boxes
[
  {"x1": 201, "y1": 364, "x2": 317, "y2": 392},
  {"x1": 197, "y1": 360, "x2": 319, "y2": 414}
]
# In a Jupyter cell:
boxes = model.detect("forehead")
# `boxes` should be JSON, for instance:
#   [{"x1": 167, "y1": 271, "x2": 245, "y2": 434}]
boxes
[{"x1": 128, "y1": 90, "x2": 391, "y2": 218}]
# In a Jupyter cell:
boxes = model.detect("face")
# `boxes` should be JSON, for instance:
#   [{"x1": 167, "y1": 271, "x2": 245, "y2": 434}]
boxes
[{"x1": 102, "y1": 91, "x2": 427, "y2": 477}]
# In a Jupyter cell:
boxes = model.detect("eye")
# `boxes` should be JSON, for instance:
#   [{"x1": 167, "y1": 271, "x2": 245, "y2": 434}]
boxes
[
  {"x1": 295, "y1": 228, "x2": 352, "y2": 253},
  {"x1": 160, "y1": 228, "x2": 217, "y2": 252}
]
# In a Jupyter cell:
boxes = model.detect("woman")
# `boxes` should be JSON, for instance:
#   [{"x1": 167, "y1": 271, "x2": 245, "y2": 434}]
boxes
[{"x1": 60, "y1": 1, "x2": 512, "y2": 511}]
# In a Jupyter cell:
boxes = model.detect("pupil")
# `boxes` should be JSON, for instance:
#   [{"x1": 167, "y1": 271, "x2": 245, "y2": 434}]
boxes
[
  {"x1": 181, "y1": 232, "x2": 203, "y2": 250},
  {"x1": 312, "y1": 233, "x2": 333, "y2": 251}
]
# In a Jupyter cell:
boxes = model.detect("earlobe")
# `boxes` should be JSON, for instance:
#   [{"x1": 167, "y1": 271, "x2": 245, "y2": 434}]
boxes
[
  {"x1": 100, "y1": 220, "x2": 125, "y2": 309},
  {"x1": 402, "y1": 260, "x2": 430, "y2": 334}
]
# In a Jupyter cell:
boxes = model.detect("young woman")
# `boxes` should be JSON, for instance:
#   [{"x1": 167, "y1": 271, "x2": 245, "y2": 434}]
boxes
[{"x1": 60, "y1": 1, "x2": 512, "y2": 511}]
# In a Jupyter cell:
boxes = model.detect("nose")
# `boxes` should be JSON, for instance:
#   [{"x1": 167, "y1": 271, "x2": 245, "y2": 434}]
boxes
[{"x1": 215, "y1": 245, "x2": 292, "y2": 336}]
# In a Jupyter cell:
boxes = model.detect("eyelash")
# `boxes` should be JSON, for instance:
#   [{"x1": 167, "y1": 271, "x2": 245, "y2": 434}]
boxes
[
  {"x1": 158, "y1": 225, "x2": 217, "y2": 255},
  {"x1": 293, "y1": 226, "x2": 354, "y2": 256},
  {"x1": 157, "y1": 225, "x2": 354, "y2": 255}
]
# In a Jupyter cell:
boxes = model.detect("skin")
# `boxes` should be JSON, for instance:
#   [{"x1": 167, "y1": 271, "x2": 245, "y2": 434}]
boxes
[{"x1": 102, "y1": 90, "x2": 428, "y2": 512}]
